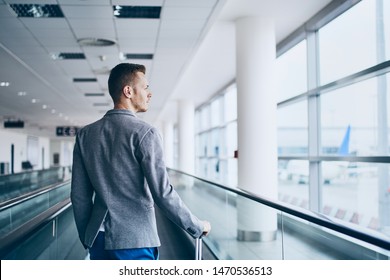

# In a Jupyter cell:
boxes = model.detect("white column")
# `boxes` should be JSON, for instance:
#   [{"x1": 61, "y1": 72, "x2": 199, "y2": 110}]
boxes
[
  {"x1": 236, "y1": 17, "x2": 278, "y2": 241},
  {"x1": 178, "y1": 100, "x2": 195, "y2": 174},
  {"x1": 163, "y1": 121, "x2": 174, "y2": 168}
]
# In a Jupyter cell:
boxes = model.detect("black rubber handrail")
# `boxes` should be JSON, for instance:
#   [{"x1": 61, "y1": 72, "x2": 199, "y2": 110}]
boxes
[{"x1": 168, "y1": 168, "x2": 390, "y2": 251}]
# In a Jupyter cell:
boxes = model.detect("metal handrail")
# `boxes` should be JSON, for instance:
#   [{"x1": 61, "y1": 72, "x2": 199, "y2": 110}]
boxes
[{"x1": 168, "y1": 168, "x2": 390, "y2": 251}]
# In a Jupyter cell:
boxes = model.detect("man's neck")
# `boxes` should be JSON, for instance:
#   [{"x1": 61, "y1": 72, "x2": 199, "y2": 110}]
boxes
[{"x1": 114, "y1": 103, "x2": 136, "y2": 113}]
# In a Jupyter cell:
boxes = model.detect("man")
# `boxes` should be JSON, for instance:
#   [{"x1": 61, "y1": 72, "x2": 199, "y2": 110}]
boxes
[{"x1": 71, "y1": 63, "x2": 211, "y2": 260}]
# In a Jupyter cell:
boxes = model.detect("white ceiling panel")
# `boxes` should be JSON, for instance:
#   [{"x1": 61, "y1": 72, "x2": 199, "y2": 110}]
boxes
[
  {"x1": 57, "y1": 60, "x2": 94, "y2": 76},
  {"x1": 117, "y1": 39, "x2": 156, "y2": 53},
  {"x1": 67, "y1": 18, "x2": 114, "y2": 30},
  {"x1": 44, "y1": 46, "x2": 82, "y2": 53},
  {"x1": 0, "y1": 4, "x2": 15, "y2": 17},
  {"x1": 165, "y1": 0, "x2": 217, "y2": 7},
  {"x1": 161, "y1": 7, "x2": 212, "y2": 20},
  {"x1": 159, "y1": 20, "x2": 204, "y2": 39},
  {"x1": 20, "y1": 18, "x2": 69, "y2": 29},
  {"x1": 72, "y1": 27, "x2": 116, "y2": 39},
  {"x1": 0, "y1": 17, "x2": 27, "y2": 31},
  {"x1": 58, "y1": 0, "x2": 111, "y2": 5},
  {"x1": 115, "y1": 19, "x2": 160, "y2": 39},
  {"x1": 61, "y1": 5, "x2": 112, "y2": 19}
]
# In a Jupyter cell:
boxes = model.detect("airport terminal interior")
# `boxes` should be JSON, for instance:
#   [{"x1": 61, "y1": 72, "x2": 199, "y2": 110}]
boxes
[{"x1": 0, "y1": 0, "x2": 389, "y2": 259}]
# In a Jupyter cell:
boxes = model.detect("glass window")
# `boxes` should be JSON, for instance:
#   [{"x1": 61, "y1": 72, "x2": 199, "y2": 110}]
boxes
[
  {"x1": 199, "y1": 105, "x2": 210, "y2": 131},
  {"x1": 223, "y1": 85, "x2": 237, "y2": 123},
  {"x1": 321, "y1": 161, "x2": 389, "y2": 238},
  {"x1": 278, "y1": 159, "x2": 309, "y2": 209},
  {"x1": 225, "y1": 121, "x2": 237, "y2": 159},
  {"x1": 318, "y1": 0, "x2": 385, "y2": 85},
  {"x1": 276, "y1": 40, "x2": 307, "y2": 102},
  {"x1": 209, "y1": 128, "x2": 221, "y2": 157},
  {"x1": 384, "y1": 0, "x2": 390, "y2": 61},
  {"x1": 210, "y1": 97, "x2": 223, "y2": 127},
  {"x1": 321, "y1": 73, "x2": 390, "y2": 156},
  {"x1": 277, "y1": 101, "x2": 308, "y2": 156}
]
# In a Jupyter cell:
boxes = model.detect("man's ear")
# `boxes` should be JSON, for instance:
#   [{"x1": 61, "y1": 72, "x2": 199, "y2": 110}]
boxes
[{"x1": 123, "y1": 85, "x2": 132, "y2": 99}]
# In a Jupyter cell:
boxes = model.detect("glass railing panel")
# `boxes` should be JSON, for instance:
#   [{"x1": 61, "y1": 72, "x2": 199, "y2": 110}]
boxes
[
  {"x1": 11, "y1": 193, "x2": 50, "y2": 230},
  {"x1": 0, "y1": 182, "x2": 70, "y2": 237},
  {"x1": 3, "y1": 206, "x2": 87, "y2": 260},
  {"x1": 169, "y1": 170, "x2": 284, "y2": 259},
  {"x1": 0, "y1": 208, "x2": 11, "y2": 236},
  {"x1": 168, "y1": 168, "x2": 390, "y2": 259},
  {"x1": 281, "y1": 212, "x2": 390, "y2": 259},
  {"x1": 0, "y1": 167, "x2": 66, "y2": 202},
  {"x1": 48, "y1": 184, "x2": 71, "y2": 207}
]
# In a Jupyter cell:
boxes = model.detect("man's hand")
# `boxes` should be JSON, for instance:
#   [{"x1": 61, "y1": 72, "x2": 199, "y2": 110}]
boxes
[{"x1": 202, "y1": 220, "x2": 211, "y2": 236}]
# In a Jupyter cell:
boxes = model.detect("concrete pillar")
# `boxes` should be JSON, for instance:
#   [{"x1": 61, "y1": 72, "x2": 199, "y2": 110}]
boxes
[
  {"x1": 178, "y1": 100, "x2": 195, "y2": 174},
  {"x1": 236, "y1": 17, "x2": 278, "y2": 241}
]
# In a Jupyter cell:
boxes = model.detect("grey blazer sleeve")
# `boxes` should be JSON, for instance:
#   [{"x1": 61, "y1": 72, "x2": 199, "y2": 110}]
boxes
[
  {"x1": 136, "y1": 127, "x2": 204, "y2": 238},
  {"x1": 70, "y1": 134, "x2": 94, "y2": 247}
]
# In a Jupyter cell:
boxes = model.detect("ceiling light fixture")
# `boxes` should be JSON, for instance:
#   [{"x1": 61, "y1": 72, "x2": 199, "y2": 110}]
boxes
[
  {"x1": 0, "y1": 82, "x2": 10, "y2": 87},
  {"x1": 78, "y1": 38, "x2": 116, "y2": 47},
  {"x1": 51, "y1": 53, "x2": 86, "y2": 60},
  {"x1": 113, "y1": 5, "x2": 161, "y2": 19},
  {"x1": 73, "y1": 78, "x2": 97, "y2": 82},
  {"x1": 10, "y1": 4, "x2": 64, "y2": 18}
]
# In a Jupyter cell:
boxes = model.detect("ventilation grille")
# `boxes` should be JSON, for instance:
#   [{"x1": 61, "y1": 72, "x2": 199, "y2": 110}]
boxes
[
  {"x1": 10, "y1": 4, "x2": 64, "y2": 18},
  {"x1": 113, "y1": 6, "x2": 161, "y2": 18}
]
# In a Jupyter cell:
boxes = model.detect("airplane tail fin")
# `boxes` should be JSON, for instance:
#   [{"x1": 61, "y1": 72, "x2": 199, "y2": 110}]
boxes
[{"x1": 338, "y1": 125, "x2": 351, "y2": 155}]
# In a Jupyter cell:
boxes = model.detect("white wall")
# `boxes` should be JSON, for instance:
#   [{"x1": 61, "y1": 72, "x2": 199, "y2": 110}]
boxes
[
  {"x1": 0, "y1": 129, "x2": 51, "y2": 173},
  {"x1": 49, "y1": 139, "x2": 75, "y2": 167}
]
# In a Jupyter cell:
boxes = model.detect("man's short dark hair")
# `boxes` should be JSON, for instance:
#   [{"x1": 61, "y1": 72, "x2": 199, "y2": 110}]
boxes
[{"x1": 108, "y1": 63, "x2": 146, "y2": 104}]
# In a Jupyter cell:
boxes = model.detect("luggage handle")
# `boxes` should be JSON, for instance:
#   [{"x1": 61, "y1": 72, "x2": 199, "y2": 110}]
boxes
[{"x1": 195, "y1": 237, "x2": 203, "y2": 260}]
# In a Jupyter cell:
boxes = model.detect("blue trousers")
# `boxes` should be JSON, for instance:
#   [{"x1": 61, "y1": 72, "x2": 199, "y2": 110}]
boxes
[{"x1": 89, "y1": 231, "x2": 159, "y2": 260}]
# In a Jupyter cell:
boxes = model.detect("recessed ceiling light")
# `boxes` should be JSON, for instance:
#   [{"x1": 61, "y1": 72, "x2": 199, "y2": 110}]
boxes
[
  {"x1": 78, "y1": 38, "x2": 116, "y2": 47},
  {"x1": 10, "y1": 4, "x2": 64, "y2": 18},
  {"x1": 51, "y1": 53, "x2": 86, "y2": 60},
  {"x1": 0, "y1": 82, "x2": 10, "y2": 87},
  {"x1": 122, "y1": 53, "x2": 154, "y2": 60},
  {"x1": 73, "y1": 78, "x2": 97, "y2": 82},
  {"x1": 17, "y1": 91, "x2": 27, "y2": 96},
  {"x1": 85, "y1": 93, "x2": 105, "y2": 97},
  {"x1": 113, "y1": 6, "x2": 161, "y2": 18}
]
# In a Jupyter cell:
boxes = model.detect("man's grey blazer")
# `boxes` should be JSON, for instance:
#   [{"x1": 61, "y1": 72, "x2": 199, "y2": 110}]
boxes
[{"x1": 71, "y1": 109, "x2": 204, "y2": 250}]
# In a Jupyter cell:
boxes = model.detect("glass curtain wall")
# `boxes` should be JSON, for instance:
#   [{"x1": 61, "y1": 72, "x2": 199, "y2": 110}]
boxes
[
  {"x1": 277, "y1": 0, "x2": 390, "y2": 237},
  {"x1": 195, "y1": 0, "x2": 390, "y2": 238},
  {"x1": 195, "y1": 84, "x2": 238, "y2": 187}
]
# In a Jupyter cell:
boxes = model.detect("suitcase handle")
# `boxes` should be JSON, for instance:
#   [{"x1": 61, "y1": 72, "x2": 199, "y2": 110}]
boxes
[{"x1": 195, "y1": 237, "x2": 203, "y2": 260}]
